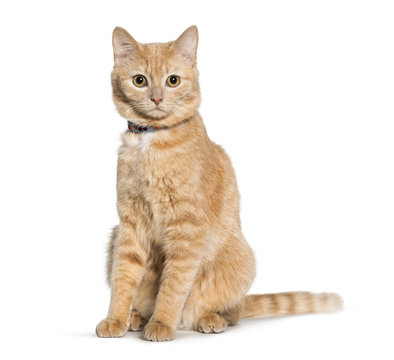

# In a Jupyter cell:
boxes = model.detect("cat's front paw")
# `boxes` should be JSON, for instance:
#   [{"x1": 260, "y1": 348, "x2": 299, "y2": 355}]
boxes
[
  {"x1": 96, "y1": 318, "x2": 128, "y2": 338},
  {"x1": 143, "y1": 320, "x2": 175, "y2": 341}
]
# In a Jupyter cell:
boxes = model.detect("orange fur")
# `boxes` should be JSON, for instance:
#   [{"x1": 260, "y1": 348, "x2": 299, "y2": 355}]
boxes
[{"x1": 96, "y1": 26, "x2": 342, "y2": 342}]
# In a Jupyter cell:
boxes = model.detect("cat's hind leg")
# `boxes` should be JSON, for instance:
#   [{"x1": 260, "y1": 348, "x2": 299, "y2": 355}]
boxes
[
  {"x1": 128, "y1": 310, "x2": 147, "y2": 332},
  {"x1": 182, "y1": 233, "x2": 255, "y2": 333}
]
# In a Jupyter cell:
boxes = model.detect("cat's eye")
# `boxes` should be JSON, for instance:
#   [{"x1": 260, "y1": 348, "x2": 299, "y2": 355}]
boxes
[
  {"x1": 166, "y1": 75, "x2": 180, "y2": 87},
  {"x1": 132, "y1": 75, "x2": 147, "y2": 87}
]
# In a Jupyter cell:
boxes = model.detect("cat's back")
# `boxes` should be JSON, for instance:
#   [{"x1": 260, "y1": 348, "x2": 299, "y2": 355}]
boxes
[{"x1": 202, "y1": 140, "x2": 241, "y2": 224}]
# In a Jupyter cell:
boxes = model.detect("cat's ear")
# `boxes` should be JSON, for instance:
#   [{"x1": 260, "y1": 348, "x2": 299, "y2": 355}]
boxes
[
  {"x1": 171, "y1": 26, "x2": 198, "y2": 64},
  {"x1": 112, "y1": 27, "x2": 139, "y2": 66}
]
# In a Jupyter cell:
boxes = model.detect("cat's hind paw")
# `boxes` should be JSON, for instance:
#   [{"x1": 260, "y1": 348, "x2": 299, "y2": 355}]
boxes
[
  {"x1": 197, "y1": 313, "x2": 227, "y2": 334},
  {"x1": 128, "y1": 311, "x2": 147, "y2": 332}
]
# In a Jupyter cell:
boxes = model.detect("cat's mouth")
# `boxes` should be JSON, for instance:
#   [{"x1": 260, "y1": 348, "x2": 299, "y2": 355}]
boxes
[{"x1": 146, "y1": 107, "x2": 167, "y2": 120}]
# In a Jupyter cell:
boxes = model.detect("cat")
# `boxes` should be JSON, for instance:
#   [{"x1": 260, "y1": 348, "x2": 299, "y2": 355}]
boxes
[{"x1": 96, "y1": 25, "x2": 342, "y2": 341}]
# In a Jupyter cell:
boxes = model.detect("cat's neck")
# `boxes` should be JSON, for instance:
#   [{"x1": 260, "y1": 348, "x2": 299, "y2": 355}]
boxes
[
  {"x1": 122, "y1": 112, "x2": 206, "y2": 151},
  {"x1": 127, "y1": 117, "x2": 192, "y2": 134}
]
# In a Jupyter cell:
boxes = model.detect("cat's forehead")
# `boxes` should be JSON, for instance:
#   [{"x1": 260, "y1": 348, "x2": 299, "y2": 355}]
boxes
[{"x1": 131, "y1": 43, "x2": 188, "y2": 75}]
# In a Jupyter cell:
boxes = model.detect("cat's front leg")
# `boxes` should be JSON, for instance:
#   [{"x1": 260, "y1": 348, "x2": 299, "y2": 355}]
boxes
[
  {"x1": 96, "y1": 222, "x2": 147, "y2": 338},
  {"x1": 143, "y1": 225, "x2": 205, "y2": 341}
]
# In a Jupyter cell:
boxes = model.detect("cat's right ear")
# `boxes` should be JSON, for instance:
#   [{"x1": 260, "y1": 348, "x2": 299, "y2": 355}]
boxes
[{"x1": 112, "y1": 27, "x2": 139, "y2": 66}]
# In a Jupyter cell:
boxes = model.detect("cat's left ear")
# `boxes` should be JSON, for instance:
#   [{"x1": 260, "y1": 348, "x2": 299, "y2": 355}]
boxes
[{"x1": 171, "y1": 26, "x2": 198, "y2": 65}]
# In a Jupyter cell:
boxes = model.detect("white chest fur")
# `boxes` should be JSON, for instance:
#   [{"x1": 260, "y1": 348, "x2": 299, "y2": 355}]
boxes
[
  {"x1": 122, "y1": 131, "x2": 153, "y2": 154},
  {"x1": 138, "y1": 132, "x2": 153, "y2": 152}
]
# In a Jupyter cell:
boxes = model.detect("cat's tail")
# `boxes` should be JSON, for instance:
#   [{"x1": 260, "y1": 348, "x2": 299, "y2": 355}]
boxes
[{"x1": 240, "y1": 292, "x2": 343, "y2": 319}]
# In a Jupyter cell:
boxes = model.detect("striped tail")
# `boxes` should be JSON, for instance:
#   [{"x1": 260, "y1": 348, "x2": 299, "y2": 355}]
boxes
[{"x1": 240, "y1": 292, "x2": 343, "y2": 319}]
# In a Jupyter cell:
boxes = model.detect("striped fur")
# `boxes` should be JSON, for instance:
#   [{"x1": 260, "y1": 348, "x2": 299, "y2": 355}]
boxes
[
  {"x1": 96, "y1": 26, "x2": 342, "y2": 342},
  {"x1": 241, "y1": 292, "x2": 343, "y2": 319}
]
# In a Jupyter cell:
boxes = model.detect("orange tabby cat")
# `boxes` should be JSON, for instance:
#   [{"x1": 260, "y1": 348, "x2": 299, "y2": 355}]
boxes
[{"x1": 96, "y1": 26, "x2": 342, "y2": 341}]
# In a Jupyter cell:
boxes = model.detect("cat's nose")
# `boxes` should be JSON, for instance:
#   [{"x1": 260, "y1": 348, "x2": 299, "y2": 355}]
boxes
[
  {"x1": 151, "y1": 88, "x2": 164, "y2": 106},
  {"x1": 151, "y1": 96, "x2": 163, "y2": 105}
]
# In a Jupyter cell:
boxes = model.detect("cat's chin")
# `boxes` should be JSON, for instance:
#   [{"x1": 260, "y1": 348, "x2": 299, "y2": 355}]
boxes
[{"x1": 147, "y1": 108, "x2": 167, "y2": 119}]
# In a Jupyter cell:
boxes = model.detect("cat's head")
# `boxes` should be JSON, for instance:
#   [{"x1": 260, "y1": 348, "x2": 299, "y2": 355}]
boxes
[{"x1": 111, "y1": 26, "x2": 200, "y2": 127}]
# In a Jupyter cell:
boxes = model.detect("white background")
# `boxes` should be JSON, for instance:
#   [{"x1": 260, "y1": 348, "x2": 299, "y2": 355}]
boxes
[{"x1": 0, "y1": 0, "x2": 393, "y2": 359}]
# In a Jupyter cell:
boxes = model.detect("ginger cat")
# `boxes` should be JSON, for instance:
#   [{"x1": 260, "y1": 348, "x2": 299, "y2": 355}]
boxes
[{"x1": 96, "y1": 26, "x2": 342, "y2": 341}]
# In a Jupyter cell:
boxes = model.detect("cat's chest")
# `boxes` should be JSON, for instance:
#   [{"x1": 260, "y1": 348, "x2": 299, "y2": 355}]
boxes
[
  {"x1": 136, "y1": 132, "x2": 153, "y2": 153},
  {"x1": 118, "y1": 132, "x2": 178, "y2": 199},
  {"x1": 124, "y1": 132, "x2": 153, "y2": 154}
]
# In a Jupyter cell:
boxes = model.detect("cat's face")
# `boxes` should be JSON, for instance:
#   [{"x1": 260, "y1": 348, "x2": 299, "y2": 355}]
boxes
[{"x1": 111, "y1": 26, "x2": 200, "y2": 126}]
